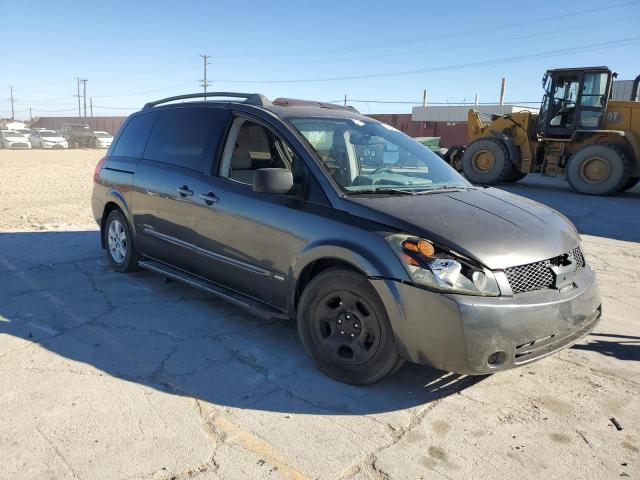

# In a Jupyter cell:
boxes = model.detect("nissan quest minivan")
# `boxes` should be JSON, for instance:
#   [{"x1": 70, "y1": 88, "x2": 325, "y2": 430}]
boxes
[{"x1": 91, "y1": 92, "x2": 602, "y2": 385}]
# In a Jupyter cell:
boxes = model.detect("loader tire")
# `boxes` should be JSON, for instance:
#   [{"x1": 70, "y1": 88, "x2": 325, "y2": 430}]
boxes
[
  {"x1": 621, "y1": 177, "x2": 640, "y2": 192},
  {"x1": 566, "y1": 144, "x2": 631, "y2": 196},
  {"x1": 462, "y1": 138, "x2": 512, "y2": 184},
  {"x1": 445, "y1": 146, "x2": 465, "y2": 172},
  {"x1": 504, "y1": 165, "x2": 527, "y2": 183}
]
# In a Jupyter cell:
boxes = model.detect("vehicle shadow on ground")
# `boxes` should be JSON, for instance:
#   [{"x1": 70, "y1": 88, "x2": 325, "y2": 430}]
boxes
[
  {"x1": 572, "y1": 333, "x2": 640, "y2": 362},
  {"x1": 0, "y1": 230, "x2": 484, "y2": 416},
  {"x1": 497, "y1": 174, "x2": 640, "y2": 243}
]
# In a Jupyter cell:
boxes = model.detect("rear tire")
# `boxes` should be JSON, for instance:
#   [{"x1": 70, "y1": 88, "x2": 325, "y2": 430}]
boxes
[
  {"x1": 445, "y1": 146, "x2": 465, "y2": 172},
  {"x1": 462, "y1": 138, "x2": 512, "y2": 184},
  {"x1": 566, "y1": 144, "x2": 631, "y2": 196},
  {"x1": 103, "y1": 209, "x2": 138, "y2": 273},
  {"x1": 504, "y1": 165, "x2": 527, "y2": 182},
  {"x1": 297, "y1": 268, "x2": 402, "y2": 385}
]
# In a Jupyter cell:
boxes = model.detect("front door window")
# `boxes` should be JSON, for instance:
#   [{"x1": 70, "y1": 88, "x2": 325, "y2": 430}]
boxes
[
  {"x1": 578, "y1": 72, "x2": 608, "y2": 128},
  {"x1": 549, "y1": 74, "x2": 579, "y2": 130}
]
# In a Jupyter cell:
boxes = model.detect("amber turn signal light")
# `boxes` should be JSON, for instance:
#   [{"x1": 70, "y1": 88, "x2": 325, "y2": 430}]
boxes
[{"x1": 402, "y1": 239, "x2": 435, "y2": 257}]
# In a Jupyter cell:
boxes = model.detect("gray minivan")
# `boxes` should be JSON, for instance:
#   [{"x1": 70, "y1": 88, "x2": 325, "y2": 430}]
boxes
[{"x1": 91, "y1": 93, "x2": 601, "y2": 384}]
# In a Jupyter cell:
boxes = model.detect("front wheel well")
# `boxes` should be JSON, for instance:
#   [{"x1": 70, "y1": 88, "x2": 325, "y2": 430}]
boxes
[{"x1": 294, "y1": 258, "x2": 364, "y2": 310}]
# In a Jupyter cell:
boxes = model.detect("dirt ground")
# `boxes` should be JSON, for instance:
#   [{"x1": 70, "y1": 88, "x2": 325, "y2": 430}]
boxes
[
  {"x1": 0, "y1": 149, "x2": 100, "y2": 232},
  {"x1": 0, "y1": 149, "x2": 638, "y2": 480}
]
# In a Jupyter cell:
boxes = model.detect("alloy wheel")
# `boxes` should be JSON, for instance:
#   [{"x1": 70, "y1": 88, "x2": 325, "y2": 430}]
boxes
[{"x1": 107, "y1": 219, "x2": 127, "y2": 264}]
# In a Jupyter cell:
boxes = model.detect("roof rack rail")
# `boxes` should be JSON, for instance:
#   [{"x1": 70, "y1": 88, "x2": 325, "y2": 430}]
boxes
[
  {"x1": 143, "y1": 92, "x2": 271, "y2": 109},
  {"x1": 272, "y1": 97, "x2": 359, "y2": 113}
]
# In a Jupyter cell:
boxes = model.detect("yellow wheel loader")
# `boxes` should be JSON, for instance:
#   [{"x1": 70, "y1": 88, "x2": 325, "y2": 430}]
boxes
[{"x1": 447, "y1": 67, "x2": 640, "y2": 195}]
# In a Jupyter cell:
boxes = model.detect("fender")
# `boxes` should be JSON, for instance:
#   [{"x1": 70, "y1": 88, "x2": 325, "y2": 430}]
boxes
[{"x1": 285, "y1": 238, "x2": 410, "y2": 316}]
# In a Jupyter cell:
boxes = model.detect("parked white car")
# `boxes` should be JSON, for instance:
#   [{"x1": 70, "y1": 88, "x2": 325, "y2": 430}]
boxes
[
  {"x1": 93, "y1": 131, "x2": 113, "y2": 149},
  {"x1": 17, "y1": 128, "x2": 32, "y2": 138},
  {"x1": 0, "y1": 130, "x2": 32, "y2": 149},
  {"x1": 30, "y1": 130, "x2": 69, "y2": 149}
]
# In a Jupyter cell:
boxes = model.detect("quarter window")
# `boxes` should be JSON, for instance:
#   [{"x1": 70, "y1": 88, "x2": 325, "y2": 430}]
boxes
[{"x1": 111, "y1": 111, "x2": 159, "y2": 158}]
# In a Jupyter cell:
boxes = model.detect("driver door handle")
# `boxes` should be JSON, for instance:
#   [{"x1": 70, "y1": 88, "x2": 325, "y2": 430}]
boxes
[
  {"x1": 199, "y1": 192, "x2": 219, "y2": 205},
  {"x1": 177, "y1": 185, "x2": 193, "y2": 197}
]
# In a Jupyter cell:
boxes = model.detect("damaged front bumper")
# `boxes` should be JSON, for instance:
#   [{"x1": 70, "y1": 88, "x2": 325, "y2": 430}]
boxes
[{"x1": 371, "y1": 265, "x2": 601, "y2": 375}]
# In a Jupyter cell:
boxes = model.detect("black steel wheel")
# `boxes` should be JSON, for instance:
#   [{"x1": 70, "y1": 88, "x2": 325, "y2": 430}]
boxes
[{"x1": 297, "y1": 268, "x2": 402, "y2": 385}]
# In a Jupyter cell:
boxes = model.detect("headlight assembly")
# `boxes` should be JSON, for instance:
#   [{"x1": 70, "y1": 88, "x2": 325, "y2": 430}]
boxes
[{"x1": 386, "y1": 234, "x2": 500, "y2": 296}]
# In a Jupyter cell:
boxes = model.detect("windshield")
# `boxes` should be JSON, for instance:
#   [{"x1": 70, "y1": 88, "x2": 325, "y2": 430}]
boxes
[
  {"x1": 289, "y1": 117, "x2": 470, "y2": 193},
  {"x1": 2, "y1": 131, "x2": 22, "y2": 138},
  {"x1": 40, "y1": 131, "x2": 58, "y2": 137},
  {"x1": 94, "y1": 132, "x2": 112, "y2": 138}
]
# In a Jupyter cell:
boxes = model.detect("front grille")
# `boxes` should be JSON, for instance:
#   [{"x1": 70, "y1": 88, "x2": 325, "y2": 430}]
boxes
[{"x1": 505, "y1": 246, "x2": 586, "y2": 294}]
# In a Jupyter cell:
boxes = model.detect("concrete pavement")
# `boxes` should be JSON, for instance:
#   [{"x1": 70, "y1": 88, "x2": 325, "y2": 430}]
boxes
[{"x1": 0, "y1": 175, "x2": 638, "y2": 479}]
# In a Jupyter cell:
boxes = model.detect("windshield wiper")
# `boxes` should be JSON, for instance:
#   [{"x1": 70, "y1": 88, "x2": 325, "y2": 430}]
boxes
[
  {"x1": 348, "y1": 188, "x2": 417, "y2": 196},
  {"x1": 415, "y1": 185, "x2": 475, "y2": 195}
]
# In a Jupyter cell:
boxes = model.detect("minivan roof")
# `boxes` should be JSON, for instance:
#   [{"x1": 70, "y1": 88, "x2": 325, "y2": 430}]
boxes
[{"x1": 140, "y1": 92, "x2": 370, "y2": 121}]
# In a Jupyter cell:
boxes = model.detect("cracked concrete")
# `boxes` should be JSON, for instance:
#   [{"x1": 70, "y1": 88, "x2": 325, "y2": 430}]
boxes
[{"x1": 0, "y1": 150, "x2": 639, "y2": 479}]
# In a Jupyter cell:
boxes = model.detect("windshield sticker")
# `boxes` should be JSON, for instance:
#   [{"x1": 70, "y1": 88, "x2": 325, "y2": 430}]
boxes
[{"x1": 381, "y1": 122, "x2": 400, "y2": 132}]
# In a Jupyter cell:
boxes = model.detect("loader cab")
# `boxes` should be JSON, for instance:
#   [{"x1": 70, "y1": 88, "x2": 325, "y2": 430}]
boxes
[{"x1": 538, "y1": 67, "x2": 613, "y2": 138}]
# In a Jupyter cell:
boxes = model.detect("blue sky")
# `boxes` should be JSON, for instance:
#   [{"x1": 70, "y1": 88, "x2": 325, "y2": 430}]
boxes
[{"x1": 1, "y1": 0, "x2": 639, "y2": 120}]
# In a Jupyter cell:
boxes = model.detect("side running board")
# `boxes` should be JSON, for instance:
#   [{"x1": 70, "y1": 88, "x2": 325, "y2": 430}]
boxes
[{"x1": 138, "y1": 259, "x2": 287, "y2": 320}]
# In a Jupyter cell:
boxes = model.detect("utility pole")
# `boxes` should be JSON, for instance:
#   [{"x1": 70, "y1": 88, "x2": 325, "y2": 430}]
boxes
[
  {"x1": 499, "y1": 77, "x2": 506, "y2": 106},
  {"x1": 199, "y1": 54, "x2": 212, "y2": 99},
  {"x1": 8, "y1": 86, "x2": 15, "y2": 120},
  {"x1": 29, "y1": 107, "x2": 32, "y2": 122},
  {"x1": 75, "y1": 77, "x2": 81, "y2": 116},
  {"x1": 90, "y1": 98, "x2": 93, "y2": 117},
  {"x1": 422, "y1": 89, "x2": 427, "y2": 107},
  {"x1": 474, "y1": 93, "x2": 479, "y2": 106},
  {"x1": 80, "y1": 79, "x2": 88, "y2": 117},
  {"x1": 343, "y1": 94, "x2": 347, "y2": 107}
]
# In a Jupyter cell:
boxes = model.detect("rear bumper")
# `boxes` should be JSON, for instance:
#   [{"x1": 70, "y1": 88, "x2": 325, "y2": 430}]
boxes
[{"x1": 371, "y1": 265, "x2": 601, "y2": 375}]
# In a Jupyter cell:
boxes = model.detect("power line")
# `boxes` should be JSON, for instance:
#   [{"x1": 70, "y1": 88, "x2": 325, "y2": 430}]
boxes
[
  {"x1": 212, "y1": 36, "x2": 640, "y2": 84},
  {"x1": 91, "y1": 81, "x2": 197, "y2": 98},
  {"x1": 213, "y1": 16, "x2": 638, "y2": 67},
  {"x1": 211, "y1": 0, "x2": 640, "y2": 59},
  {"x1": 326, "y1": 99, "x2": 542, "y2": 105}
]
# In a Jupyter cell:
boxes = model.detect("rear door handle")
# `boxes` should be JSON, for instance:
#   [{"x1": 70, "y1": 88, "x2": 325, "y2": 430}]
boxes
[
  {"x1": 199, "y1": 192, "x2": 219, "y2": 205},
  {"x1": 177, "y1": 185, "x2": 193, "y2": 197}
]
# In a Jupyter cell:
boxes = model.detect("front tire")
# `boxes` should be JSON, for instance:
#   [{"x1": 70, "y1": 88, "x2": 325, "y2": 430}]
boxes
[
  {"x1": 297, "y1": 268, "x2": 402, "y2": 385},
  {"x1": 103, "y1": 209, "x2": 138, "y2": 272},
  {"x1": 462, "y1": 138, "x2": 512, "y2": 184},
  {"x1": 566, "y1": 144, "x2": 631, "y2": 196}
]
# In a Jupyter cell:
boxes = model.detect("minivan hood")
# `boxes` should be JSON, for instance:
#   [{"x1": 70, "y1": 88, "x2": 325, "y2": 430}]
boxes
[{"x1": 346, "y1": 187, "x2": 580, "y2": 270}]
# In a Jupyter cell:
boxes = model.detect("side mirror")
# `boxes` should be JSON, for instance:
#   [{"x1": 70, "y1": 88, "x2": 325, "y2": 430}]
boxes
[{"x1": 253, "y1": 168, "x2": 294, "y2": 194}]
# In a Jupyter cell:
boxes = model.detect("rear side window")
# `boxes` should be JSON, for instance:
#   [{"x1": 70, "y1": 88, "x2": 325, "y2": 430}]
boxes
[
  {"x1": 111, "y1": 111, "x2": 158, "y2": 157},
  {"x1": 144, "y1": 107, "x2": 230, "y2": 172}
]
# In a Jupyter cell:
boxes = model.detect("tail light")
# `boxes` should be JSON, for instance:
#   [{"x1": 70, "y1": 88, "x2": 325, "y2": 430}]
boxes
[{"x1": 93, "y1": 156, "x2": 107, "y2": 182}]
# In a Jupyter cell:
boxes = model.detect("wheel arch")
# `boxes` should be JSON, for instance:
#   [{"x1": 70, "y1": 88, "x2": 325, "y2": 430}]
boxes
[
  {"x1": 287, "y1": 242, "x2": 405, "y2": 318},
  {"x1": 99, "y1": 190, "x2": 135, "y2": 249}
]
